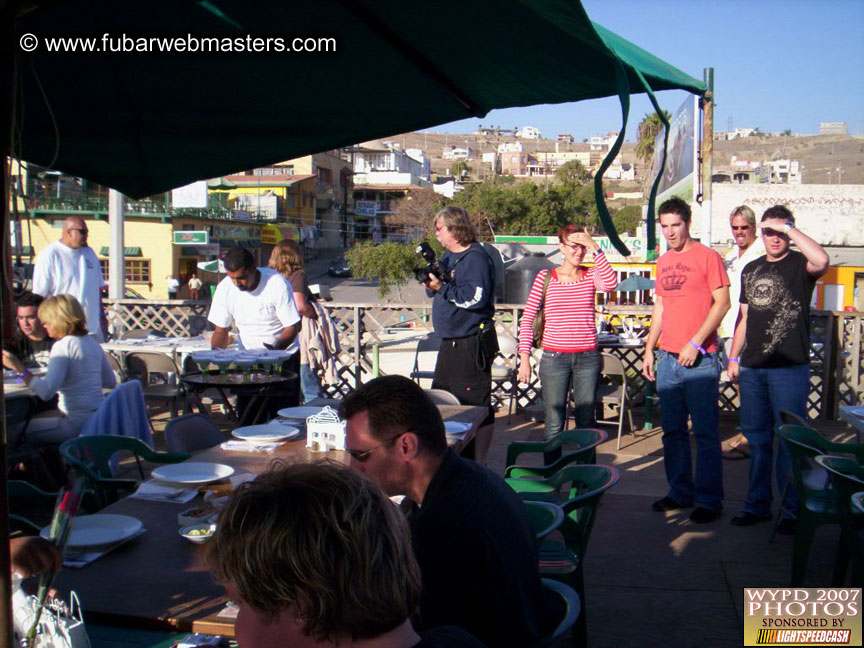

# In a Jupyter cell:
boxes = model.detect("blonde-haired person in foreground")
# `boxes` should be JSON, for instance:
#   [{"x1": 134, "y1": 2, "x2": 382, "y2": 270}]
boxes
[
  {"x1": 208, "y1": 461, "x2": 484, "y2": 648},
  {"x1": 4, "y1": 294, "x2": 115, "y2": 444}
]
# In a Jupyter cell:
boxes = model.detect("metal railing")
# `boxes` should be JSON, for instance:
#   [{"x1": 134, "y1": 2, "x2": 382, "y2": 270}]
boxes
[{"x1": 104, "y1": 299, "x2": 864, "y2": 420}]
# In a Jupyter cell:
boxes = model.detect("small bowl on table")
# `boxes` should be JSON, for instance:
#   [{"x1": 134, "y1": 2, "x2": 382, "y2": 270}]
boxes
[{"x1": 179, "y1": 523, "x2": 216, "y2": 544}]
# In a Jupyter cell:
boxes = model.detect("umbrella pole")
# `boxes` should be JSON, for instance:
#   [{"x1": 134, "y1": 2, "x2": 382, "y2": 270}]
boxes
[{"x1": 1, "y1": 20, "x2": 17, "y2": 639}]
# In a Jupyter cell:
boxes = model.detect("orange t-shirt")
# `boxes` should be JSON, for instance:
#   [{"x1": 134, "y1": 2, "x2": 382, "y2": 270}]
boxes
[{"x1": 655, "y1": 241, "x2": 729, "y2": 354}]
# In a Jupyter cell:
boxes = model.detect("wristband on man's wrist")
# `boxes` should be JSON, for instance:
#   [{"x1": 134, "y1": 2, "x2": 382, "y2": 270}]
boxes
[
  {"x1": 728, "y1": 357, "x2": 740, "y2": 363},
  {"x1": 689, "y1": 340, "x2": 707, "y2": 355},
  {"x1": 15, "y1": 369, "x2": 30, "y2": 383}
]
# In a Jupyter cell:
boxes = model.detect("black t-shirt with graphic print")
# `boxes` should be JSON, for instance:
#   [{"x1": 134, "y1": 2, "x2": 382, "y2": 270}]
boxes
[{"x1": 740, "y1": 250, "x2": 816, "y2": 368}]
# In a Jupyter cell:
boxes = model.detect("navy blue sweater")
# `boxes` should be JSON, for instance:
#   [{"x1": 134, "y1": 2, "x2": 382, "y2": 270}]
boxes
[{"x1": 430, "y1": 243, "x2": 495, "y2": 339}]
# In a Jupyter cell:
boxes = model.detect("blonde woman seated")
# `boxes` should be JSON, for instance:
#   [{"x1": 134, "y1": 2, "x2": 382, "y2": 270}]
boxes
[{"x1": 6, "y1": 294, "x2": 116, "y2": 444}]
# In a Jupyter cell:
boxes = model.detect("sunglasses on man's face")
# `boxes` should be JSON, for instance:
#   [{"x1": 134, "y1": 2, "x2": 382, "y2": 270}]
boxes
[
  {"x1": 345, "y1": 433, "x2": 405, "y2": 462},
  {"x1": 731, "y1": 225, "x2": 751, "y2": 231}
]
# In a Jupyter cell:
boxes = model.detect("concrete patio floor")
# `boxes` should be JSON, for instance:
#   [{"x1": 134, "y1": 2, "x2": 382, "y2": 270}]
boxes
[
  {"x1": 141, "y1": 399, "x2": 854, "y2": 648},
  {"x1": 483, "y1": 409, "x2": 852, "y2": 648}
]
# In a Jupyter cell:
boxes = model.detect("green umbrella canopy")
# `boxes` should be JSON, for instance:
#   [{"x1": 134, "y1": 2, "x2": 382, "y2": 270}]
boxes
[{"x1": 11, "y1": 0, "x2": 705, "y2": 200}]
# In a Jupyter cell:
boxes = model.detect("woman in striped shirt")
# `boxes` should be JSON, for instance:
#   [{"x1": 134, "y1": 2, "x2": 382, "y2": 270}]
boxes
[{"x1": 517, "y1": 225, "x2": 618, "y2": 450}]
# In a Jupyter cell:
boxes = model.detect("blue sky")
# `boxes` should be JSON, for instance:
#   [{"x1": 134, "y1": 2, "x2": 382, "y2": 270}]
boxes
[{"x1": 428, "y1": 0, "x2": 864, "y2": 139}]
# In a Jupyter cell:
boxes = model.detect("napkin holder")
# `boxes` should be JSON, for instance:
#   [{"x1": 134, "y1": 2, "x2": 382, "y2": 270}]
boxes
[{"x1": 306, "y1": 406, "x2": 346, "y2": 452}]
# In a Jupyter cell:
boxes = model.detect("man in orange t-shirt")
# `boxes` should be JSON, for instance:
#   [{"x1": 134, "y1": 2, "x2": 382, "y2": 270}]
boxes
[{"x1": 642, "y1": 197, "x2": 730, "y2": 524}]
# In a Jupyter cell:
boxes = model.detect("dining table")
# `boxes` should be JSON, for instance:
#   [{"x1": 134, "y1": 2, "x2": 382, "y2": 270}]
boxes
[
  {"x1": 49, "y1": 401, "x2": 488, "y2": 636},
  {"x1": 838, "y1": 404, "x2": 864, "y2": 442}
]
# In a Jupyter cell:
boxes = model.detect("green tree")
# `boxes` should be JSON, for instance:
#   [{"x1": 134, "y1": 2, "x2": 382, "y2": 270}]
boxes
[
  {"x1": 344, "y1": 241, "x2": 421, "y2": 299},
  {"x1": 611, "y1": 204, "x2": 642, "y2": 235},
  {"x1": 635, "y1": 110, "x2": 672, "y2": 169},
  {"x1": 781, "y1": 128, "x2": 793, "y2": 137},
  {"x1": 386, "y1": 188, "x2": 446, "y2": 240},
  {"x1": 450, "y1": 160, "x2": 471, "y2": 177},
  {"x1": 554, "y1": 159, "x2": 589, "y2": 185}
]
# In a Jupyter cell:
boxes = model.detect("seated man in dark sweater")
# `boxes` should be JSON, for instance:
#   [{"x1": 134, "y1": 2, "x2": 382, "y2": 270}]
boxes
[
  {"x1": 2, "y1": 292, "x2": 54, "y2": 370},
  {"x1": 340, "y1": 376, "x2": 560, "y2": 647},
  {"x1": 208, "y1": 461, "x2": 483, "y2": 648}
]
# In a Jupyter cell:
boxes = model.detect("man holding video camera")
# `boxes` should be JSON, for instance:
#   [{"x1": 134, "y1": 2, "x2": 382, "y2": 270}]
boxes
[{"x1": 425, "y1": 207, "x2": 497, "y2": 427}]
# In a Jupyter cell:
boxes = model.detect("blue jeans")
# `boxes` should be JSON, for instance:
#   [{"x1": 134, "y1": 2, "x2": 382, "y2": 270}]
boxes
[
  {"x1": 656, "y1": 350, "x2": 723, "y2": 511},
  {"x1": 539, "y1": 349, "x2": 601, "y2": 442},
  {"x1": 738, "y1": 364, "x2": 809, "y2": 517},
  {"x1": 300, "y1": 363, "x2": 323, "y2": 403}
]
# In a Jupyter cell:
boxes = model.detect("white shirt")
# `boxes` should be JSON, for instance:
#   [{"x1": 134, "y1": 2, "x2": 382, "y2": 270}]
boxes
[
  {"x1": 719, "y1": 237, "x2": 766, "y2": 338},
  {"x1": 207, "y1": 267, "x2": 300, "y2": 352},
  {"x1": 29, "y1": 334, "x2": 116, "y2": 416},
  {"x1": 32, "y1": 241, "x2": 105, "y2": 342},
  {"x1": 166, "y1": 278, "x2": 180, "y2": 293}
]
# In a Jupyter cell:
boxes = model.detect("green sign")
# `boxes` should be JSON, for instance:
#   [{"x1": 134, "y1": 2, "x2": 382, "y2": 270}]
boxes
[
  {"x1": 173, "y1": 230, "x2": 209, "y2": 245},
  {"x1": 494, "y1": 235, "x2": 553, "y2": 244}
]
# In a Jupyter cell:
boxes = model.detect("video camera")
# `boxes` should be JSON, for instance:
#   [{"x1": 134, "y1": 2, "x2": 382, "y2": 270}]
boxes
[{"x1": 414, "y1": 242, "x2": 451, "y2": 284}]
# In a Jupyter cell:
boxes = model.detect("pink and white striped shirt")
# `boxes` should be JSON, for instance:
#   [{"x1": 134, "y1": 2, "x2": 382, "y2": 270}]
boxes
[{"x1": 518, "y1": 251, "x2": 618, "y2": 354}]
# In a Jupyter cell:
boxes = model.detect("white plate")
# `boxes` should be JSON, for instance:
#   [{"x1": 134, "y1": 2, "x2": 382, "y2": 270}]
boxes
[
  {"x1": 232, "y1": 423, "x2": 300, "y2": 443},
  {"x1": 277, "y1": 406, "x2": 326, "y2": 419},
  {"x1": 444, "y1": 421, "x2": 472, "y2": 436},
  {"x1": 151, "y1": 462, "x2": 235, "y2": 485},
  {"x1": 41, "y1": 514, "x2": 142, "y2": 550}
]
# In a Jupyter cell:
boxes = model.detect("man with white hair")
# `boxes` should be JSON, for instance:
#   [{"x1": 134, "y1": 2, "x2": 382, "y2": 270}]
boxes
[{"x1": 32, "y1": 215, "x2": 106, "y2": 341}]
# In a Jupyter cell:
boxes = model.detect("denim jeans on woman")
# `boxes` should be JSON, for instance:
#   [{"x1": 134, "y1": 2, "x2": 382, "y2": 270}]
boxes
[
  {"x1": 738, "y1": 363, "x2": 808, "y2": 518},
  {"x1": 539, "y1": 349, "x2": 600, "y2": 446},
  {"x1": 656, "y1": 350, "x2": 724, "y2": 512}
]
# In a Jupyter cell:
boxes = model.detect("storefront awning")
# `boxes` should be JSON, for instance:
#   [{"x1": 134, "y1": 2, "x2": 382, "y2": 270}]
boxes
[{"x1": 99, "y1": 246, "x2": 142, "y2": 256}]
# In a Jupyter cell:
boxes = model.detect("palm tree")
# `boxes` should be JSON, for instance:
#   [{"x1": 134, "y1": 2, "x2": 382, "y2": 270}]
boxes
[{"x1": 635, "y1": 110, "x2": 671, "y2": 168}]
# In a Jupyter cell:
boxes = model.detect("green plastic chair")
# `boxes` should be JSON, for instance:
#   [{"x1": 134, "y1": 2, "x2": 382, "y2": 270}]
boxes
[
  {"x1": 814, "y1": 455, "x2": 864, "y2": 586},
  {"x1": 60, "y1": 436, "x2": 189, "y2": 509},
  {"x1": 532, "y1": 579, "x2": 581, "y2": 647},
  {"x1": 505, "y1": 429, "x2": 607, "y2": 480},
  {"x1": 7, "y1": 481, "x2": 57, "y2": 535},
  {"x1": 777, "y1": 425, "x2": 863, "y2": 585},
  {"x1": 524, "y1": 501, "x2": 565, "y2": 542},
  {"x1": 510, "y1": 464, "x2": 620, "y2": 647}
]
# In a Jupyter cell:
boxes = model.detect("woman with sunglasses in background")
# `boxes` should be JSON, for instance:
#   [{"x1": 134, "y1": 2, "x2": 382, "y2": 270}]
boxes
[{"x1": 517, "y1": 225, "x2": 618, "y2": 460}]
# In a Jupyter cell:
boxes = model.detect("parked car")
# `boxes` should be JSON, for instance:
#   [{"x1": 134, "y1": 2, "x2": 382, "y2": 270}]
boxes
[
  {"x1": 328, "y1": 257, "x2": 352, "y2": 278},
  {"x1": 100, "y1": 285, "x2": 146, "y2": 299}
]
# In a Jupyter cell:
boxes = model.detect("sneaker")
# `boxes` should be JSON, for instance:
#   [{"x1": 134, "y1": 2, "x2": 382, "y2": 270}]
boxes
[
  {"x1": 731, "y1": 512, "x2": 773, "y2": 526},
  {"x1": 776, "y1": 517, "x2": 798, "y2": 535},
  {"x1": 652, "y1": 496, "x2": 691, "y2": 512},
  {"x1": 689, "y1": 508, "x2": 722, "y2": 524}
]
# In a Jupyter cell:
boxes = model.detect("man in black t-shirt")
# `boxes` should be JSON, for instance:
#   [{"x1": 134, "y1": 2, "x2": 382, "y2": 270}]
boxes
[
  {"x1": 2, "y1": 292, "x2": 54, "y2": 370},
  {"x1": 726, "y1": 206, "x2": 829, "y2": 532}
]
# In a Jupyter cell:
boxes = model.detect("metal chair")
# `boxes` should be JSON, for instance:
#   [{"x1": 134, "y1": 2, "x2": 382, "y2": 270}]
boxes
[
  {"x1": 595, "y1": 352, "x2": 634, "y2": 450},
  {"x1": 424, "y1": 388, "x2": 461, "y2": 406},
  {"x1": 126, "y1": 352, "x2": 187, "y2": 420},
  {"x1": 491, "y1": 332, "x2": 520, "y2": 421},
  {"x1": 106, "y1": 352, "x2": 126, "y2": 382},
  {"x1": 60, "y1": 435, "x2": 189, "y2": 508},
  {"x1": 409, "y1": 333, "x2": 442, "y2": 384},
  {"x1": 119, "y1": 328, "x2": 161, "y2": 340},
  {"x1": 164, "y1": 413, "x2": 225, "y2": 454}
]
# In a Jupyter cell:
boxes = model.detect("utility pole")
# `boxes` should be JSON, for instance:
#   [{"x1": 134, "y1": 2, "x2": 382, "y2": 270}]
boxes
[{"x1": 700, "y1": 68, "x2": 714, "y2": 246}]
